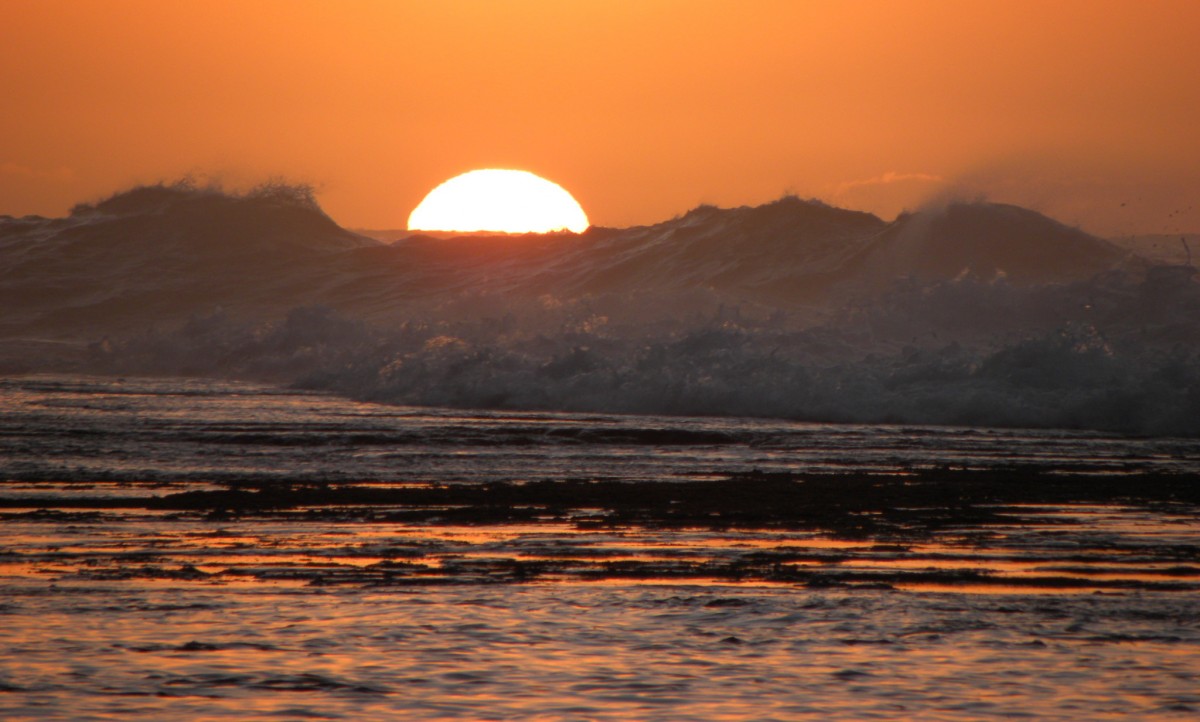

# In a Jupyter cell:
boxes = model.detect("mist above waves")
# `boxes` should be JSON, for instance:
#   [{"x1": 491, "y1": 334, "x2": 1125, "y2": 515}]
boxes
[{"x1": 3, "y1": 181, "x2": 1198, "y2": 435}]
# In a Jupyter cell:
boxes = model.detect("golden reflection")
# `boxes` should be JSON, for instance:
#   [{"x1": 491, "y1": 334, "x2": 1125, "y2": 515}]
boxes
[{"x1": 4, "y1": 505, "x2": 1197, "y2": 592}]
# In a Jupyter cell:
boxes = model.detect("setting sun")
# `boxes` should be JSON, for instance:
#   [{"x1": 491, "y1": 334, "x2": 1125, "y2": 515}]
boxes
[{"x1": 408, "y1": 169, "x2": 589, "y2": 234}]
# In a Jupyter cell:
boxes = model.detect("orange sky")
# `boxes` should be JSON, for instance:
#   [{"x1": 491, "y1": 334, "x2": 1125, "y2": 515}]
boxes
[{"x1": 2, "y1": 0, "x2": 1197, "y2": 235}]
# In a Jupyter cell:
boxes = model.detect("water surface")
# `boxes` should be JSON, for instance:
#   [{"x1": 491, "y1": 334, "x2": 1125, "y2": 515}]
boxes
[{"x1": 2, "y1": 375, "x2": 1198, "y2": 720}]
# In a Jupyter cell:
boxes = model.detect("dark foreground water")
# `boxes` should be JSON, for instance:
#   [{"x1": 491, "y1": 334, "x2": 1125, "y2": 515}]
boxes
[{"x1": 2, "y1": 375, "x2": 1199, "y2": 720}]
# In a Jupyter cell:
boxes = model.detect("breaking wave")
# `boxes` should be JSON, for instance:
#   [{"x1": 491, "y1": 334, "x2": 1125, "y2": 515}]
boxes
[
  {"x1": 99, "y1": 271, "x2": 1200, "y2": 436},
  {"x1": 4, "y1": 184, "x2": 1199, "y2": 435}
]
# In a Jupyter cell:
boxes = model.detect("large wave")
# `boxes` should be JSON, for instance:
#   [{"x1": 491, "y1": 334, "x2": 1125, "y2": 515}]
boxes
[
  {"x1": 96, "y1": 267, "x2": 1200, "y2": 436},
  {"x1": 4, "y1": 183, "x2": 1198, "y2": 435}
]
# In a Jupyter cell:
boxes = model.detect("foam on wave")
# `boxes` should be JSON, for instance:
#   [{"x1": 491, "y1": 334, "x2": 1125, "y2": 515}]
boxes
[{"x1": 4, "y1": 183, "x2": 1198, "y2": 435}]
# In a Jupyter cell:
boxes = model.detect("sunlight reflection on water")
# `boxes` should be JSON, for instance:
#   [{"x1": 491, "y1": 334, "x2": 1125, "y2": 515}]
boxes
[
  {"x1": 2, "y1": 582, "x2": 1198, "y2": 720},
  {"x1": 2, "y1": 375, "x2": 1199, "y2": 719}
]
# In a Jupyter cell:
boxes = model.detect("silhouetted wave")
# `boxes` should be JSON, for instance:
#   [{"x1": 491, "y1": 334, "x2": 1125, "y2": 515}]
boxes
[{"x1": 3, "y1": 183, "x2": 1197, "y2": 434}]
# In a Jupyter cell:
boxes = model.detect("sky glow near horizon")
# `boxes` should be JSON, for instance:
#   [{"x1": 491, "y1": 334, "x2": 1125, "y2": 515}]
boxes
[{"x1": 1, "y1": 0, "x2": 1197, "y2": 236}]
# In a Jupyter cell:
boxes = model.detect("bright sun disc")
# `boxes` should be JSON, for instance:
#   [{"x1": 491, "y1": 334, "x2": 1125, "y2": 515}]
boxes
[{"x1": 408, "y1": 169, "x2": 589, "y2": 234}]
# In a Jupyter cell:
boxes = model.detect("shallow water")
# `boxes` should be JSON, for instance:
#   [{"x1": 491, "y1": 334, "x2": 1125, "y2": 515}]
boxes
[
  {"x1": 2, "y1": 375, "x2": 1199, "y2": 720},
  {"x1": 3, "y1": 581, "x2": 1200, "y2": 721},
  {"x1": 4, "y1": 375, "x2": 1198, "y2": 497}
]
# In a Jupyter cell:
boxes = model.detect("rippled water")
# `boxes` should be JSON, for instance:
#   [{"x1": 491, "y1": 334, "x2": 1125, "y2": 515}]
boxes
[
  {"x1": 4, "y1": 582, "x2": 1200, "y2": 721},
  {"x1": 4, "y1": 375, "x2": 1198, "y2": 494},
  {"x1": 2, "y1": 375, "x2": 1199, "y2": 720}
]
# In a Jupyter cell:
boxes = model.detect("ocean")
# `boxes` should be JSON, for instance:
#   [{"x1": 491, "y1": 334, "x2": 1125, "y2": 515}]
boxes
[{"x1": 2, "y1": 374, "x2": 1198, "y2": 720}]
